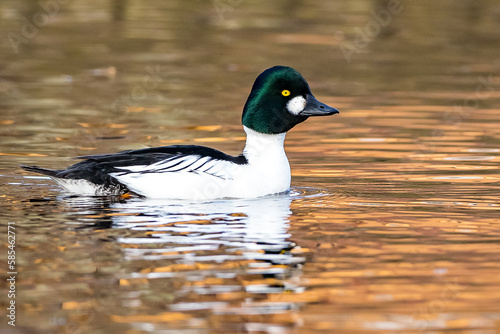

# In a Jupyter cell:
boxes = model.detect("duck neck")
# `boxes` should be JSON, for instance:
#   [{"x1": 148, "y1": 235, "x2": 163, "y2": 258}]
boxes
[{"x1": 242, "y1": 126, "x2": 287, "y2": 163}]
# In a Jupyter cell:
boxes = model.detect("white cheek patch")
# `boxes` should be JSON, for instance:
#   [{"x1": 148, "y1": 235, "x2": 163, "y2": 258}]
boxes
[{"x1": 286, "y1": 96, "x2": 307, "y2": 115}]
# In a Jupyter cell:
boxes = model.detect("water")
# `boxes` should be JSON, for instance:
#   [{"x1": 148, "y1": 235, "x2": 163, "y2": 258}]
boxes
[{"x1": 1, "y1": 0, "x2": 500, "y2": 333}]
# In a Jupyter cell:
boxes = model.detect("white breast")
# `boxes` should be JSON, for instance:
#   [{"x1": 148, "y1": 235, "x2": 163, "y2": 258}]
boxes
[{"x1": 227, "y1": 127, "x2": 290, "y2": 198}]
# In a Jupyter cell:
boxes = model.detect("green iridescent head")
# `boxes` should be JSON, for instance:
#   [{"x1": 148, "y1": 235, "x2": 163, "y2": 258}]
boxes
[{"x1": 242, "y1": 66, "x2": 339, "y2": 134}]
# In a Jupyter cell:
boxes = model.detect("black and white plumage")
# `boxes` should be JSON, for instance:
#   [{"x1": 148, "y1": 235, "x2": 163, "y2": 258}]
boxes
[
  {"x1": 22, "y1": 144, "x2": 250, "y2": 198},
  {"x1": 21, "y1": 128, "x2": 294, "y2": 199},
  {"x1": 21, "y1": 66, "x2": 339, "y2": 199}
]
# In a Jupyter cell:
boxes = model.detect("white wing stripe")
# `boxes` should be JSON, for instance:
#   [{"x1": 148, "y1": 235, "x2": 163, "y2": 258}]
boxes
[
  {"x1": 155, "y1": 157, "x2": 197, "y2": 172},
  {"x1": 203, "y1": 163, "x2": 228, "y2": 178},
  {"x1": 186, "y1": 156, "x2": 211, "y2": 170},
  {"x1": 112, "y1": 155, "x2": 234, "y2": 179},
  {"x1": 115, "y1": 164, "x2": 148, "y2": 172},
  {"x1": 201, "y1": 160, "x2": 219, "y2": 172},
  {"x1": 113, "y1": 156, "x2": 180, "y2": 172},
  {"x1": 152, "y1": 156, "x2": 196, "y2": 170}
]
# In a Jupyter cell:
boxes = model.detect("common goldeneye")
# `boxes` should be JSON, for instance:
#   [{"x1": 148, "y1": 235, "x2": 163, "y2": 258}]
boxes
[{"x1": 21, "y1": 66, "x2": 339, "y2": 199}]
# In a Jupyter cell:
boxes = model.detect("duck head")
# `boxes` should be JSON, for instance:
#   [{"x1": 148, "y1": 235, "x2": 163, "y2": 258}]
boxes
[{"x1": 242, "y1": 66, "x2": 339, "y2": 134}]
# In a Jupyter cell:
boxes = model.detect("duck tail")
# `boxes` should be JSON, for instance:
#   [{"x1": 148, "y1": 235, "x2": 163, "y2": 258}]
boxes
[{"x1": 20, "y1": 165, "x2": 60, "y2": 177}]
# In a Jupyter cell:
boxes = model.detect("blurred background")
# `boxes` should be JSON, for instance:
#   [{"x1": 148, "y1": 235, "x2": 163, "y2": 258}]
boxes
[{"x1": 1, "y1": 1, "x2": 500, "y2": 333}]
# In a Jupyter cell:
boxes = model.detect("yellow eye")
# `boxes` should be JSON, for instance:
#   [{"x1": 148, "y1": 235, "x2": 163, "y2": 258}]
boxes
[{"x1": 281, "y1": 90, "x2": 291, "y2": 97}]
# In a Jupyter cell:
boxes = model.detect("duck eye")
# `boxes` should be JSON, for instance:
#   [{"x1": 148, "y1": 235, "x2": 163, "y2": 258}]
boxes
[{"x1": 281, "y1": 90, "x2": 291, "y2": 97}]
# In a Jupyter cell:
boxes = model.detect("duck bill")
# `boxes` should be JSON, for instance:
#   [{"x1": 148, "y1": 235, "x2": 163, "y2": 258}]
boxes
[{"x1": 299, "y1": 94, "x2": 339, "y2": 116}]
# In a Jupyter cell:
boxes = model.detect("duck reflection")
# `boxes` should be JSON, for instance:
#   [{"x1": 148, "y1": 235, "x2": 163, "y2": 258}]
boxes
[
  {"x1": 113, "y1": 196, "x2": 294, "y2": 254},
  {"x1": 63, "y1": 194, "x2": 302, "y2": 266},
  {"x1": 52, "y1": 193, "x2": 308, "y2": 331}
]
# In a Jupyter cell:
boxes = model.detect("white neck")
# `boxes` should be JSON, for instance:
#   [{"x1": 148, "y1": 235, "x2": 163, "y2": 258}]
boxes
[
  {"x1": 232, "y1": 126, "x2": 290, "y2": 197},
  {"x1": 242, "y1": 126, "x2": 287, "y2": 162}
]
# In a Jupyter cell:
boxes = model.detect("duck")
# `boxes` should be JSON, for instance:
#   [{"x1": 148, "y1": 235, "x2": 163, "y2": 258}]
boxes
[{"x1": 21, "y1": 66, "x2": 339, "y2": 200}]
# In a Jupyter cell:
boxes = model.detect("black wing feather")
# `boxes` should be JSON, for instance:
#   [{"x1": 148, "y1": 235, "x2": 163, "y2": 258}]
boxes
[
  {"x1": 77, "y1": 145, "x2": 246, "y2": 166},
  {"x1": 22, "y1": 145, "x2": 248, "y2": 188}
]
